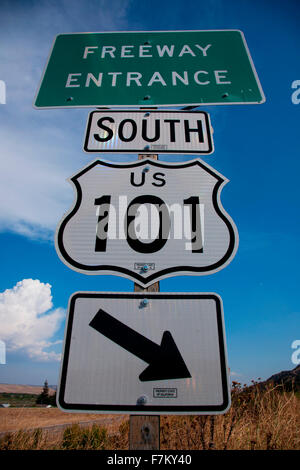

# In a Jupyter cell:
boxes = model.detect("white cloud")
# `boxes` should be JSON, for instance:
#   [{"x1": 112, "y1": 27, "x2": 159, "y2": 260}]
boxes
[
  {"x1": 0, "y1": 124, "x2": 77, "y2": 240},
  {"x1": 0, "y1": 0, "x2": 132, "y2": 112},
  {"x1": 229, "y1": 370, "x2": 244, "y2": 380},
  {"x1": 0, "y1": 0, "x2": 132, "y2": 240},
  {"x1": 0, "y1": 279, "x2": 65, "y2": 361},
  {"x1": 230, "y1": 371, "x2": 243, "y2": 378}
]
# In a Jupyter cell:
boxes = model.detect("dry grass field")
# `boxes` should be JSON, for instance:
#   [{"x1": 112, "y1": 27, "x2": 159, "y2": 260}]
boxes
[
  {"x1": 0, "y1": 382, "x2": 299, "y2": 450},
  {"x1": 160, "y1": 382, "x2": 300, "y2": 450},
  {"x1": 0, "y1": 384, "x2": 56, "y2": 395},
  {"x1": 0, "y1": 407, "x2": 126, "y2": 434}
]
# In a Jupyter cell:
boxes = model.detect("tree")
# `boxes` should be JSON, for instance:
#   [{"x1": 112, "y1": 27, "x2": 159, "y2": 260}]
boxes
[
  {"x1": 48, "y1": 391, "x2": 57, "y2": 407},
  {"x1": 36, "y1": 379, "x2": 50, "y2": 405}
]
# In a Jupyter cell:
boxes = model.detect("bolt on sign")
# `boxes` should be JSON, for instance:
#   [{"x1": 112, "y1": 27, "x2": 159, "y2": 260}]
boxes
[
  {"x1": 34, "y1": 30, "x2": 265, "y2": 108},
  {"x1": 55, "y1": 158, "x2": 238, "y2": 287},
  {"x1": 84, "y1": 110, "x2": 214, "y2": 155},
  {"x1": 57, "y1": 292, "x2": 230, "y2": 414}
]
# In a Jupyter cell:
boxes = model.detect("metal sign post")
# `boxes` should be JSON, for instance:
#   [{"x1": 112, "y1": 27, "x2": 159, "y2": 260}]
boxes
[{"x1": 131, "y1": 153, "x2": 160, "y2": 450}]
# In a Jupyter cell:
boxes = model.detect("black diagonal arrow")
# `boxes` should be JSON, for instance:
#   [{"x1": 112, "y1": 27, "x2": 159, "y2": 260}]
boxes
[{"x1": 89, "y1": 308, "x2": 191, "y2": 382}]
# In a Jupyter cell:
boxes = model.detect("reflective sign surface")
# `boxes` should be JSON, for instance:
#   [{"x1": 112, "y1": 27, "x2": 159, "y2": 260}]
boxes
[
  {"x1": 84, "y1": 110, "x2": 214, "y2": 155},
  {"x1": 34, "y1": 30, "x2": 265, "y2": 108},
  {"x1": 58, "y1": 292, "x2": 230, "y2": 414},
  {"x1": 55, "y1": 159, "x2": 238, "y2": 286}
]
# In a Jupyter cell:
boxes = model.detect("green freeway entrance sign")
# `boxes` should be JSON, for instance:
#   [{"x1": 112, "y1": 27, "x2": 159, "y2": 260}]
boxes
[{"x1": 34, "y1": 30, "x2": 265, "y2": 108}]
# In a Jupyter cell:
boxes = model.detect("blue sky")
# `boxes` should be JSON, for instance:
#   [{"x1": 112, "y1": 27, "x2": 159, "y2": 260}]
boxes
[{"x1": 0, "y1": 0, "x2": 299, "y2": 387}]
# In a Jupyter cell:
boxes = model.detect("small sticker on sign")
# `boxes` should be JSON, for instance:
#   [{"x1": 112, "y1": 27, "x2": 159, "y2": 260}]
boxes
[
  {"x1": 134, "y1": 263, "x2": 155, "y2": 271},
  {"x1": 153, "y1": 388, "x2": 178, "y2": 399},
  {"x1": 150, "y1": 144, "x2": 168, "y2": 150}
]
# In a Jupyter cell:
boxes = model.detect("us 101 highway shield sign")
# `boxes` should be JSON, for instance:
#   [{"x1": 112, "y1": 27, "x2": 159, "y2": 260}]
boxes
[{"x1": 55, "y1": 158, "x2": 238, "y2": 286}]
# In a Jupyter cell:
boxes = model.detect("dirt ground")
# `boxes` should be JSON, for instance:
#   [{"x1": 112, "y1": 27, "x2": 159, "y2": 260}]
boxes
[
  {"x1": 0, "y1": 407, "x2": 127, "y2": 434},
  {"x1": 0, "y1": 384, "x2": 56, "y2": 395}
]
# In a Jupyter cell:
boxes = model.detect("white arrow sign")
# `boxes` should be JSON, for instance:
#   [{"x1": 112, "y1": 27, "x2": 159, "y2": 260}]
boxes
[
  {"x1": 55, "y1": 158, "x2": 238, "y2": 286},
  {"x1": 57, "y1": 292, "x2": 230, "y2": 415}
]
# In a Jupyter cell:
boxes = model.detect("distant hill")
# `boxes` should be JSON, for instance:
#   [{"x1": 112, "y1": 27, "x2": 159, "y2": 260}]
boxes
[
  {"x1": 263, "y1": 364, "x2": 300, "y2": 391},
  {"x1": 0, "y1": 384, "x2": 56, "y2": 395}
]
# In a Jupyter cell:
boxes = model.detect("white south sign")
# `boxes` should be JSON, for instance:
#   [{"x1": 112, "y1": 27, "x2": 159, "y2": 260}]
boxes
[
  {"x1": 84, "y1": 110, "x2": 214, "y2": 155},
  {"x1": 55, "y1": 158, "x2": 238, "y2": 286}
]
